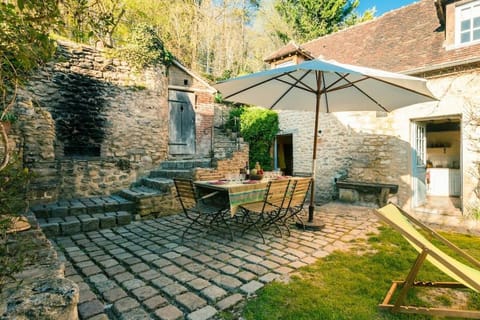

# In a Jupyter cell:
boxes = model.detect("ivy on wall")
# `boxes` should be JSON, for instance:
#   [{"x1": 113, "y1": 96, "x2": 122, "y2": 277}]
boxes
[{"x1": 227, "y1": 106, "x2": 279, "y2": 171}]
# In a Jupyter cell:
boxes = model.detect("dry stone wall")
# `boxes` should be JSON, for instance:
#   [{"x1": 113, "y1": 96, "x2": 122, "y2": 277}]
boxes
[{"x1": 15, "y1": 40, "x2": 170, "y2": 202}]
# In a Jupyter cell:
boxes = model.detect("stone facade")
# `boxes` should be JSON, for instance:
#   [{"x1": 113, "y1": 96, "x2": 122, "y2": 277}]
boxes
[
  {"x1": 12, "y1": 40, "x2": 216, "y2": 203},
  {"x1": 278, "y1": 68, "x2": 480, "y2": 215}
]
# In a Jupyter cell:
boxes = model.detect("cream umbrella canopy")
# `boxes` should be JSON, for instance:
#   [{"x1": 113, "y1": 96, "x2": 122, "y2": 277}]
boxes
[{"x1": 214, "y1": 58, "x2": 437, "y2": 229}]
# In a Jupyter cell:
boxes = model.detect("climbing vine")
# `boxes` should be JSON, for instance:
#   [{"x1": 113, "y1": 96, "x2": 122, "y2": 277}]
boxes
[{"x1": 227, "y1": 106, "x2": 279, "y2": 171}]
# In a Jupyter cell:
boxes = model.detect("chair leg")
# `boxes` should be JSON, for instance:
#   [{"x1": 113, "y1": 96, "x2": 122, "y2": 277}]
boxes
[{"x1": 241, "y1": 210, "x2": 265, "y2": 244}]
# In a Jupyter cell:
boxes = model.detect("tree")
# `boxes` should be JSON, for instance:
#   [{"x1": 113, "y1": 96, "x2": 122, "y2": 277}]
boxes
[
  {"x1": 0, "y1": 0, "x2": 60, "y2": 171},
  {"x1": 60, "y1": 0, "x2": 125, "y2": 47},
  {"x1": 274, "y1": 0, "x2": 372, "y2": 43}
]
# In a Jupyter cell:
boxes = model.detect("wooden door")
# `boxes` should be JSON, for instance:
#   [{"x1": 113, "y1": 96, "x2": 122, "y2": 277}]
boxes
[
  {"x1": 412, "y1": 121, "x2": 427, "y2": 207},
  {"x1": 169, "y1": 90, "x2": 195, "y2": 155}
]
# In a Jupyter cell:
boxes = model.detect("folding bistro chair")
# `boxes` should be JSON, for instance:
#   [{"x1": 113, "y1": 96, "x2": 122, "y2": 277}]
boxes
[
  {"x1": 238, "y1": 179, "x2": 291, "y2": 243},
  {"x1": 283, "y1": 177, "x2": 312, "y2": 229},
  {"x1": 173, "y1": 178, "x2": 233, "y2": 241},
  {"x1": 374, "y1": 203, "x2": 480, "y2": 318}
]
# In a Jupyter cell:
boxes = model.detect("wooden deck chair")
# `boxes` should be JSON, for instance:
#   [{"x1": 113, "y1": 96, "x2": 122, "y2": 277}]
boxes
[
  {"x1": 374, "y1": 203, "x2": 480, "y2": 318},
  {"x1": 173, "y1": 178, "x2": 233, "y2": 241},
  {"x1": 239, "y1": 179, "x2": 291, "y2": 243}
]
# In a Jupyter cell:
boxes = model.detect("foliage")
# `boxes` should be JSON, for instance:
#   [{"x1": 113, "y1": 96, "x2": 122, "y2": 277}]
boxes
[
  {"x1": 0, "y1": 157, "x2": 31, "y2": 219},
  {"x1": 236, "y1": 107, "x2": 279, "y2": 170},
  {"x1": 241, "y1": 226, "x2": 480, "y2": 319},
  {"x1": 0, "y1": 0, "x2": 60, "y2": 171},
  {"x1": 225, "y1": 106, "x2": 246, "y2": 133},
  {"x1": 274, "y1": 0, "x2": 373, "y2": 43},
  {"x1": 115, "y1": 24, "x2": 173, "y2": 70},
  {"x1": 60, "y1": 0, "x2": 125, "y2": 47}
]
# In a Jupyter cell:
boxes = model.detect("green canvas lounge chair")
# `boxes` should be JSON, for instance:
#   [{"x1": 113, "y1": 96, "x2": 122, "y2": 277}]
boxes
[{"x1": 374, "y1": 203, "x2": 480, "y2": 318}]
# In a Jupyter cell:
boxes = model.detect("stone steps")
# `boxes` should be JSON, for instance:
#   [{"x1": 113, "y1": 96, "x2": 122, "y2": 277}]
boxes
[
  {"x1": 31, "y1": 195, "x2": 136, "y2": 237},
  {"x1": 148, "y1": 169, "x2": 192, "y2": 179},
  {"x1": 159, "y1": 159, "x2": 212, "y2": 169},
  {"x1": 36, "y1": 211, "x2": 132, "y2": 237}
]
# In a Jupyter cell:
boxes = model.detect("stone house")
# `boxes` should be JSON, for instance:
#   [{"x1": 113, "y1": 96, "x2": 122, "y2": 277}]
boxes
[
  {"x1": 10, "y1": 40, "x2": 229, "y2": 203},
  {"x1": 264, "y1": 0, "x2": 480, "y2": 218}
]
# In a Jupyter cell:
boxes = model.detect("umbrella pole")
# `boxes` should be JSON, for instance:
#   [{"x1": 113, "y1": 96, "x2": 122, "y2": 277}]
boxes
[{"x1": 297, "y1": 72, "x2": 325, "y2": 231}]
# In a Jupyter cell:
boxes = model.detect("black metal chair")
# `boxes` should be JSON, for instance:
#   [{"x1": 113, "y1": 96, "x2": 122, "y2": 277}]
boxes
[
  {"x1": 238, "y1": 179, "x2": 291, "y2": 243},
  {"x1": 173, "y1": 178, "x2": 233, "y2": 241}
]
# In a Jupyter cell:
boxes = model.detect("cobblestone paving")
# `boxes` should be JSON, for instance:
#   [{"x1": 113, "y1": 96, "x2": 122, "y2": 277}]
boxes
[{"x1": 52, "y1": 203, "x2": 380, "y2": 320}]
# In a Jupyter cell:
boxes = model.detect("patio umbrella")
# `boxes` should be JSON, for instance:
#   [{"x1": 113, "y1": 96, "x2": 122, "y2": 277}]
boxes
[{"x1": 214, "y1": 58, "x2": 437, "y2": 229}]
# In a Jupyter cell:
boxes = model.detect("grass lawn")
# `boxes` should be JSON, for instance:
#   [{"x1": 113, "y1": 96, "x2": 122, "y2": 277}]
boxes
[{"x1": 235, "y1": 226, "x2": 480, "y2": 320}]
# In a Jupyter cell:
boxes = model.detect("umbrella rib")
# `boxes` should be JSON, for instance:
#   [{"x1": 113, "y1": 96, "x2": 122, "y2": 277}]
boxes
[
  {"x1": 368, "y1": 75, "x2": 436, "y2": 100},
  {"x1": 338, "y1": 74, "x2": 389, "y2": 111},
  {"x1": 270, "y1": 70, "x2": 311, "y2": 108},
  {"x1": 222, "y1": 72, "x2": 296, "y2": 100},
  {"x1": 274, "y1": 73, "x2": 317, "y2": 93}
]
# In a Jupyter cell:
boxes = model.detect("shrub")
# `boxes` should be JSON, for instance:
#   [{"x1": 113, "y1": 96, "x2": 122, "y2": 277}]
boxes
[{"x1": 230, "y1": 107, "x2": 279, "y2": 171}]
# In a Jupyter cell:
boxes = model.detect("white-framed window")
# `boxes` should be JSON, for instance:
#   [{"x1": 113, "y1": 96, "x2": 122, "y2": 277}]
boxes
[{"x1": 456, "y1": 0, "x2": 480, "y2": 45}]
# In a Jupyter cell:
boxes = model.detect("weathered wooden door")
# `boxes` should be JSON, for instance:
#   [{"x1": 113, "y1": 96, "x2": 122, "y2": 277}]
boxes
[
  {"x1": 412, "y1": 121, "x2": 427, "y2": 207},
  {"x1": 169, "y1": 90, "x2": 195, "y2": 155}
]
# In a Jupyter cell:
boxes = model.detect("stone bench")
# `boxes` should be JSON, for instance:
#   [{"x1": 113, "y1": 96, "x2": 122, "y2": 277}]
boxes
[{"x1": 336, "y1": 180, "x2": 398, "y2": 207}]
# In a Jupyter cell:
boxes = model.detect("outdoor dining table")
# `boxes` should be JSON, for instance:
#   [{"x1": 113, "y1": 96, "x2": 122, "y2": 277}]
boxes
[
  {"x1": 194, "y1": 179, "x2": 269, "y2": 216},
  {"x1": 194, "y1": 176, "x2": 301, "y2": 216}
]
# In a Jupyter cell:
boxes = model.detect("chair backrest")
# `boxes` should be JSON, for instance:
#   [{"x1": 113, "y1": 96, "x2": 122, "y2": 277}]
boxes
[
  {"x1": 287, "y1": 178, "x2": 311, "y2": 209},
  {"x1": 173, "y1": 178, "x2": 197, "y2": 211},
  {"x1": 265, "y1": 179, "x2": 291, "y2": 209},
  {"x1": 375, "y1": 203, "x2": 480, "y2": 292}
]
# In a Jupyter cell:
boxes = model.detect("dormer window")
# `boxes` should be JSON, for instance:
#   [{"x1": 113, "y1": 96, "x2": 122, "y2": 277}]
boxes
[{"x1": 456, "y1": 0, "x2": 480, "y2": 45}]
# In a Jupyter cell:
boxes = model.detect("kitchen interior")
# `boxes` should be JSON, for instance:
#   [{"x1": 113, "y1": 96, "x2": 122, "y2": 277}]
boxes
[{"x1": 425, "y1": 118, "x2": 462, "y2": 212}]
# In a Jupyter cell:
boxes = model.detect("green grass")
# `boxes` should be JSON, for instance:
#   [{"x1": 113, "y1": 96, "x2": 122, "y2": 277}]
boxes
[{"x1": 238, "y1": 227, "x2": 480, "y2": 320}]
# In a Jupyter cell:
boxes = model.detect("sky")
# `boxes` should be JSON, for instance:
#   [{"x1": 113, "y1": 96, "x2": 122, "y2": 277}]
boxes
[{"x1": 357, "y1": 0, "x2": 419, "y2": 16}]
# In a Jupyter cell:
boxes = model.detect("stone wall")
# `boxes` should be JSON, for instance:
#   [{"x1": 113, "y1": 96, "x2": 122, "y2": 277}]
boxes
[
  {"x1": 278, "y1": 69, "x2": 480, "y2": 215},
  {"x1": 1, "y1": 219, "x2": 79, "y2": 319},
  {"x1": 279, "y1": 110, "x2": 405, "y2": 205},
  {"x1": 16, "y1": 40, "x2": 170, "y2": 202}
]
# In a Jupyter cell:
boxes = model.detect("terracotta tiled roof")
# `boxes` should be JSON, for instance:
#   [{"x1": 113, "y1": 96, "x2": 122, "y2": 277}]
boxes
[
  {"x1": 266, "y1": 0, "x2": 480, "y2": 74},
  {"x1": 264, "y1": 41, "x2": 314, "y2": 63}
]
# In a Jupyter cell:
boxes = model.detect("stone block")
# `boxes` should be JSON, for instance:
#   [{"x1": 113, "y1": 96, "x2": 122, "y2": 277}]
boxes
[
  {"x1": 78, "y1": 214, "x2": 99, "y2": 232},
  {"x1": 175, "y1": 292, "x2": 207, "y2": 312},
  {"x1": 60, "y1": 218, "x2": 81, "y2": 236},
  {"x1": 216, "y1": 293, "x2": 243, "y2": 311},
  {"x1": 31, "y1": 204, "x2": 50, "y2": 218},
  {"x1": 69, "y1": 202, "x2": 87, "y2": 215},
  {"x1": 154, "y1": 304, "x2": 183, "y2": 320},
  {"x1": 186, "y1": 306, "x2": 217, "y2": 320},
  {"x1": 51, "y1": 206, "x2": 69, "y2": 218},
  {"x1": 112, "y1": 297, "x2": 140, "y2": 315},
  {"x1": 39, "y1": 221, "x2": 60, "y2": 237},
  {"x1": 115, "y1": 211, "x2": 131, "y2": 225},
  {"x1": 78, "y1": 299, "x2": 104, "y2": 319}
]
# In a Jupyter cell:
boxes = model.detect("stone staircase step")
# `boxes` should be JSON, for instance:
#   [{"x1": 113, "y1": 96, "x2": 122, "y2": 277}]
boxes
[
  {"x1": 148, "y1": 169, "x2": 192, "y2": 179},
  {"x1": 37, "y1": 211, "x2": 132, "y2": 237},
  {"x1": 140, "y1": 177, "x2": 173, "y2": 192},
  {"x1": 31, "y1": 196, "x2": 135, "y2": 219},
  {"x1": 119, "y1": 186, "x2": 162, "y2": 200},
  {"x1": 160, "y1": 159, "x2": 212, "y2": 170}
]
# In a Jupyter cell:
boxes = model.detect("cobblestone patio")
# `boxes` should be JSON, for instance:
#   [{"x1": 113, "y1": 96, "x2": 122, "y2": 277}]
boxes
[{"x1": 52, "y1": 203, "x2": 381, "y2": 320}]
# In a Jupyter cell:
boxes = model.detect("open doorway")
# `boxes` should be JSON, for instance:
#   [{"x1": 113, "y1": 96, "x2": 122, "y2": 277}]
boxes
[
  {"x1": 275, "y1": 134, "x2": 293, "y2": 176},
  {"x1": 412, "y1": 117, "x2": 462, "y2": 215}
]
